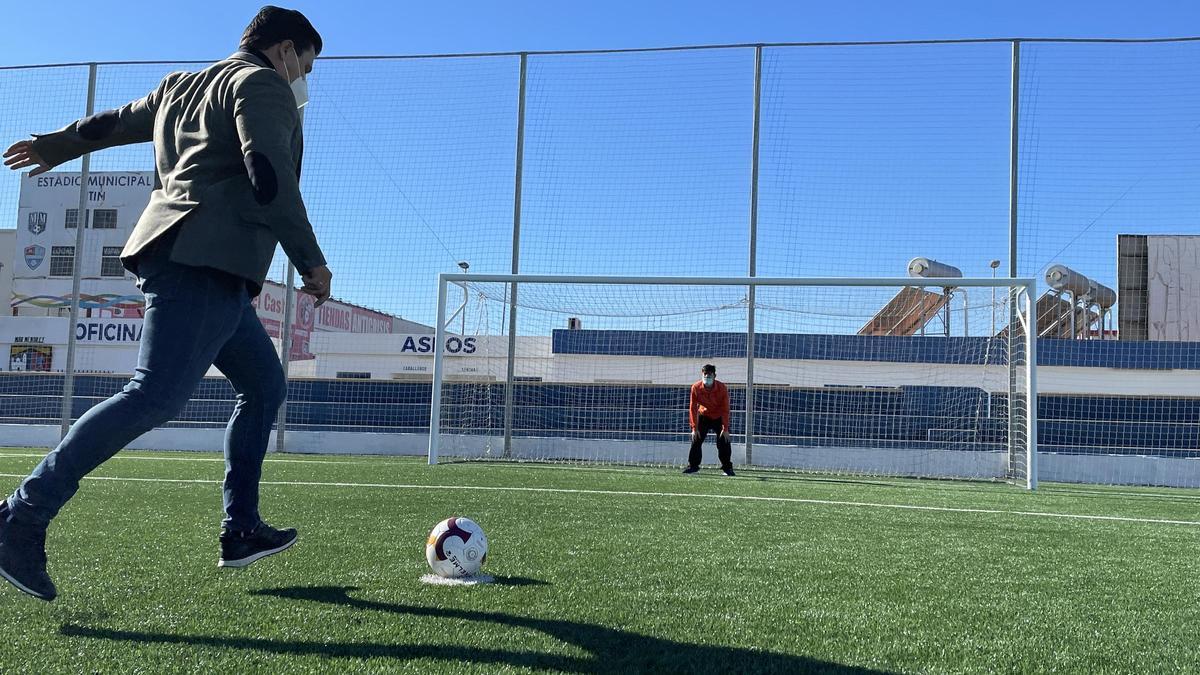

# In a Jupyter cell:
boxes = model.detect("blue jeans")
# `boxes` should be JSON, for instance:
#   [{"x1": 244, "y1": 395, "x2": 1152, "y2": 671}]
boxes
[{"x1": 5, "y1": 240, "x2": 286, "y2": 532}]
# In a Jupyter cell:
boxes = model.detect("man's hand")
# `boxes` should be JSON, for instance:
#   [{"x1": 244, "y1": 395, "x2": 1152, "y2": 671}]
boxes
[
  {"x1": 300, "y1": 265, "x2": 332, "y2": 307},
  {"x1": 690, "y1": 429, "x2": 700, "y2": 444},
  {"x1": 719, "y1": 429, "x2": 731, "y2": 443},
  {"x1": 3, "y1": 140, "x2": 51, "y2": 176}
]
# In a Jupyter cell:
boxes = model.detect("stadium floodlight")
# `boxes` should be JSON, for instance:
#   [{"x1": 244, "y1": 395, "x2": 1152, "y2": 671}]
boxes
[{"x1": 456, "y1": 262, "x2": 471, "y2": 334}]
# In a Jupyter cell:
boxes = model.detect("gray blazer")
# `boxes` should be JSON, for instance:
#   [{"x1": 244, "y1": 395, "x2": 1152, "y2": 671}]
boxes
[{"x1": 31, "y1": 51, "x2": 326, "y2": 295}]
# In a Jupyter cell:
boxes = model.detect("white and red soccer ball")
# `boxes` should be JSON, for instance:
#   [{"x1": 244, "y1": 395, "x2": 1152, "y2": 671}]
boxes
[{"x1": 425, "y1": 517, "x2": 488, "y2": 578}]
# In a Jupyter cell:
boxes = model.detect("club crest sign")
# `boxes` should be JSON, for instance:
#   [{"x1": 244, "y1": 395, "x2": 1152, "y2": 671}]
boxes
[
  {"x1": 299, "y1": 295, "x2": 315, "y2": 328},
  {"x1": 26, "y1": 211, "x2": 47, "y2": 235},
  {"x1": 24, "y1": 245, "x2": 45, "y2": 270}
]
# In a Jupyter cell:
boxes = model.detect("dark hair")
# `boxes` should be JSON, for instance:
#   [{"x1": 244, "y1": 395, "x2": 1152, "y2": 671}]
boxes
[
  {"x1": 240, "y1": 6, "x2": 323, "y2": 56},
  {"x1": 702, "y1": 364, "x2": 716, "y2": 374}
]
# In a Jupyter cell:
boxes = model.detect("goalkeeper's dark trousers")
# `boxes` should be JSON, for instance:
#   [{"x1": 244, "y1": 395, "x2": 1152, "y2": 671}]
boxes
[{"x1": 688, "y1": 415, "x2": 732, "y2": 470}]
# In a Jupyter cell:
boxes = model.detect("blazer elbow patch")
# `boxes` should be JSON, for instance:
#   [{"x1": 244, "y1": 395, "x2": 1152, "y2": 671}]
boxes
[
  {"x1": 77, "y1": 110, "x2": 120, "y2": 141},
  {"x1": 244, "y1": 151, "x2": 279, "y2": 205}
]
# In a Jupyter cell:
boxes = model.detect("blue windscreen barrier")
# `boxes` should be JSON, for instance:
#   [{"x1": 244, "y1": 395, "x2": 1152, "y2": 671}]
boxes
[{"x1": 2, "y1": 373, "x2": 1196, "y2": 458}]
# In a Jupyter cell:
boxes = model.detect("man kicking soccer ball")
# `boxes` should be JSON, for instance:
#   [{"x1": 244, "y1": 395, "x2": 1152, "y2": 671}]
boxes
[
  {"x1": 683, "y1": 364, "x2": 735, "y2": 476},
  {"x1": 0, "y1": 6, "x2": 331, "y2": 601}
]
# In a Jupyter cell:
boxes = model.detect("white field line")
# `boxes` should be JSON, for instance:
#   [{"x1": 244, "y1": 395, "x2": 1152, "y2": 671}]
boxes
[
  {"x1": 0, "y1": 452, "x2": 380, "y2": 466},
  {"x1": 1035, "y1": 485, "x2": 1200, "y2": 501},
  {"x1": 0, "y1": 472, "x2": 1195, "y2": 527},
  {"x1": 2, "y1": 452, "x2": 1196, "y2": 501}
]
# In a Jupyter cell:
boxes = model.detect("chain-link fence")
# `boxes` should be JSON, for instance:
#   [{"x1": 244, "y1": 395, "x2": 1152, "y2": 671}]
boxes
[{"x1": 1, "y1": 39, "x2": 1198, "y2": 481}]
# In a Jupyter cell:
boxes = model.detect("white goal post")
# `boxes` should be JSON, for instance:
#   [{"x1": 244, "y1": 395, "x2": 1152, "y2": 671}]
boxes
[{"x1": 428, "y1": 274, "x2": 1038, "y2": 489}]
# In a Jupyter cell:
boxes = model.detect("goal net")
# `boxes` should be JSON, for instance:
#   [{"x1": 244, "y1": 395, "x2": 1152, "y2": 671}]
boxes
[{"x1": 429, "y1": 275, "x2": 1037, "y2": 488}]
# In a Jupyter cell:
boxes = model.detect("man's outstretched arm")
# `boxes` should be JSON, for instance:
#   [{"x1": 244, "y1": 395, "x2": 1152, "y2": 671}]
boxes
[{"x1": 3, "y1": 74, "x2": 179, "y2": 174}]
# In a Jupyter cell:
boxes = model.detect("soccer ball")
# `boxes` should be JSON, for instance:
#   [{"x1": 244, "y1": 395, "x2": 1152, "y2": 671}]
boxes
[{"x1": 425, "y1": 517, "x2": 488, "y2": 578}]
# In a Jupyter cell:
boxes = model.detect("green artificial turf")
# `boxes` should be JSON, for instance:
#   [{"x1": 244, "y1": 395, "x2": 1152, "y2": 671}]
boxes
[{"x1": 0, "y1": 447, "x2": 1196, "y2": 674}]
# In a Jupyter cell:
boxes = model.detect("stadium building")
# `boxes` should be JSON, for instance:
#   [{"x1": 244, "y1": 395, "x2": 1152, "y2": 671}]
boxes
[{"x1": 3, "y1": 172, "x2": 428, "y2": 375}]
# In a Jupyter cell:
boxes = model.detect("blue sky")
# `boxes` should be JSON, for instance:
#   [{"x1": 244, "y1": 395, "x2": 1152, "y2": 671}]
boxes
[
  {"x1": 1, "y1": 1, "x2": 1198, "y2": 334},
  {"x1": 2, "y1": 1, "x2": 1198, "y2": 64}
]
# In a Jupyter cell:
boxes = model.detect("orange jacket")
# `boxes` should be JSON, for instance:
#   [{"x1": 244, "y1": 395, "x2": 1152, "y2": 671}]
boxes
[{"x1": 689, "y1": 379, "x2": 730, "y2": 430}]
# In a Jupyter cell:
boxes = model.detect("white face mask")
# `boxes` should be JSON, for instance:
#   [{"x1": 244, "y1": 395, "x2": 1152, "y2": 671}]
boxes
[
  {"x1": 703, "y1": 376, "x2": 714, "y2": 386},
  {"x1": 283, "y1": 47, "x2": 309, "y2": 112}
]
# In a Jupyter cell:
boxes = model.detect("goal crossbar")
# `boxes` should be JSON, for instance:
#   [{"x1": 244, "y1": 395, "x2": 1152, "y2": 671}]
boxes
[{"x1": 436, "y1": 273, "x2": 1038, "y2": 288}]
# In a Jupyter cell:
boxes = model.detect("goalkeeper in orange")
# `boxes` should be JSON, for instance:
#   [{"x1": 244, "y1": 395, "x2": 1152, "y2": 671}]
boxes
[{"x1": 683, "y1": 364, "x2": 735, "y2": 476}]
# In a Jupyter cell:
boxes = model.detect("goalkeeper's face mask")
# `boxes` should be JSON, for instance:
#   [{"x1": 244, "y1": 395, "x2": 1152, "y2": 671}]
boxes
[{"x1": 702, "y1": 375, "x2": 715, "y2": 387}]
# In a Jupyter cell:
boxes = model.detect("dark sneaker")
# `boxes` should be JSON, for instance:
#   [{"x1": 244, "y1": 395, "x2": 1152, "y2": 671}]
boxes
[
  {"x1": 721, "y1": 467, "x2": 736, "y2": 477},
  {"x1": 0, "y1": 504, "x2": 57, "y2": 601},
  {"x1": 218, "y1": 522, "x2": 297, "y2": 569},
  {"x1": 682, "y1": 466, "x2": 700, "y2": 475}
]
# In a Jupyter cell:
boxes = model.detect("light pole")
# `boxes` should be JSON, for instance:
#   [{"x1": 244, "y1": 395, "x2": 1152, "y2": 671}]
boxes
[
  {"x1": 989, "y1": 259, "x2": 1001, "y2": 336},
  {"x1": 457, "y1": 261, "x2": 470, "y2": 335}
]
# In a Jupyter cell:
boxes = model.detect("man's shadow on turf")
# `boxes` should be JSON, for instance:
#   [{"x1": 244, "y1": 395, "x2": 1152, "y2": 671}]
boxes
[{"x1": 61, "y1": 585, "x2": 891, "y2": 674}]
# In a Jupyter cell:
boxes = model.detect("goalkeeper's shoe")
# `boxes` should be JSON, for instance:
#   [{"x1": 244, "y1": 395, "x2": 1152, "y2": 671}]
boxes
[{"x1": 682, "y1": 466, "x2": 700, "y2": 474}]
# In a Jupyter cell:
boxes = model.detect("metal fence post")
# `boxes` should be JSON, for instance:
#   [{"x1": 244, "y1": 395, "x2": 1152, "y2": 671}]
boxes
[
  {"x1": 745, "y1": 46, "x2": 763, "y2": 467},
  {"x1": 1007, "y1": 41, "x2": 1022, "y2": 474},
  {"x1": 1008, "y1": 41, "x2": 1021, "y2": 281},
  {"x1": 503, "y1": 53, "x2": 527, "y2": 458},
  {"x1": 275, "y1": 263, "x2": 296, "y2": 453},
  {"x1": 60, "y1": 63, "x2": 98, "y2": 439}
]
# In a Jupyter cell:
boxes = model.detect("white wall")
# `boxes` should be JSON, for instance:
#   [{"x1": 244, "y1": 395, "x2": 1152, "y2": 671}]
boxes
[
  {"x1": 306, "y1": 334, "x2": 554, "y2": 380},
  {"x1": 1148, "y1": 235, "x2": 1200, "y2": 341},
  {"x1": 0, "y1": 229, "x2": 14, "y2": 316},
  {"x1": 13, "y1": 172, "x2": 150, "y2": 319}
]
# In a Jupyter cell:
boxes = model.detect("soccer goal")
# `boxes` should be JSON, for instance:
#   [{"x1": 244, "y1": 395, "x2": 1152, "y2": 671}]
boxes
[{"x1": 428, "y1": 274, "x2": 1038, "y2": 488}]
